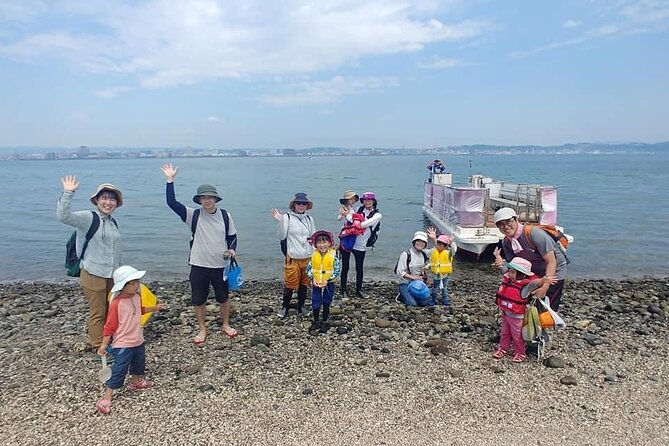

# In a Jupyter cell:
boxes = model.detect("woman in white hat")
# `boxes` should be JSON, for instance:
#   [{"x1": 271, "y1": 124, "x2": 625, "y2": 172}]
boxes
[
  {"x1": 394, "y1": 230, "x2": 430, "y2": 306},
  {"x1": 57, "y1": 175, "x2": 123, "y2": 353}
]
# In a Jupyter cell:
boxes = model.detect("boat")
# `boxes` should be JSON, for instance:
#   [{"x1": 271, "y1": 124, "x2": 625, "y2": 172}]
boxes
[{"x1": 423, "y1": 171, "x2": 573, "y2": 257}]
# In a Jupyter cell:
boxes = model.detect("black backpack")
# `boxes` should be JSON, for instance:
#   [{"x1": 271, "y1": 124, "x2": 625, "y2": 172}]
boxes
[
  {"x1": 65, "y1": 212, "x2": 118, "y2": 277},
  {"x1": 190, "y1": 208, "x2": 230, "y2": 249},
  {"x1": 357, "y1": 206, "x2": 381, "y2": 247},
  {"x1": 394, "y1": 249, "x2": 428, "y2": 275}
]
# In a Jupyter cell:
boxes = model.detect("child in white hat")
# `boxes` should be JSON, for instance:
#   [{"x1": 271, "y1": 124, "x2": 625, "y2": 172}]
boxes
[
  {"x1": 491, "y1": 252, "x2": 556, "y2": 363},
  {"x1": 95, "y1": 266, "x2": 167, "y2": 415}
]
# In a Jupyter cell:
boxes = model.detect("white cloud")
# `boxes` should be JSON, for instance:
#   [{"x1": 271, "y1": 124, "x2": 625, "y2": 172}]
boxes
[
  {"x1": 207, "y1": 116, "x2": 222, "y2": 122},
  {"x1": 619, "y1": 0, "x2": 669, "y2": 22},
  {"x1": 563, "y1": 19, "x2": 582, "y2": 28},
  {"x1": 417, "y1": 57, "x2": 466, "y2": 69},
  {"x1": 93, "y1": 85, "x2": 131, "y2": 98},
  {"x1": 261, "y1": 75, "x2": 399, "y2": 106},
  {"x1": 0, "y1": 0, "x2": 492, "y2": 88}
]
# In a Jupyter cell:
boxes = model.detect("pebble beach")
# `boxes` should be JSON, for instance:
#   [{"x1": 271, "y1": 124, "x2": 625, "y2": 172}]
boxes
[{"x1": 1, "y1": 269, "x2": 668, "y2": 446}]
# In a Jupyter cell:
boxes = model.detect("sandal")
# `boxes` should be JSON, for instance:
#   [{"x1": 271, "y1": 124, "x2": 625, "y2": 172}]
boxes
[
  {"x1": 96, "y1": 398, "x2": 111, "y2": 415},
  {"x1": 192, "y1": 333, "x2": 207, "y2": 345},
  {"x1": 512, "y1": 353, "x2": 527, "y2": 363},
  {"x1": 221, "y1": 326, "x2": 238, "y2": 339},
  {"x1": 492, "y1": 348, "x2": 507, "y2": 359},
  {"x1": 128, "y1": 378, "x2": 154, "y2": 391}
]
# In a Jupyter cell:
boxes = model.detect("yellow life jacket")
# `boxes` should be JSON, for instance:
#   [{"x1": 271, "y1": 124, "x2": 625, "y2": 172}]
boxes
[
  {"x1": 312, "y1": 249, "x2": 336, "y2": 283},
  {"x1": 430, "y1": 249, "x2": 452, "y2": 275}
]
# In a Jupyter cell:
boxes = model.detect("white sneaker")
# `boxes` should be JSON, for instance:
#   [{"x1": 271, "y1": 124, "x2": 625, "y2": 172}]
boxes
[{"x1": 278, "y1": 307, "x2": 288, "y2": 318}]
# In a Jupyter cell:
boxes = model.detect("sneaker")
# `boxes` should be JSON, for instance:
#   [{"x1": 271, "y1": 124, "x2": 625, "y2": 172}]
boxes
[
  {"x1": 341, "y1": 290, "x2": 348, "y2": 299},
  {"x1": 297, "y1": 307, "x2": 308, "y2": 317},
  {"x1": 278, "y1": 306, "x2": 288, "y2": 318},
  {"x1": 355, "y1": 291, "x2": 368, "y2": 299},
  {"x1": 309, "y1": 321, "x2": 320, "y2": 332},
  {"x1": 319, "y1": 322, "x2": 330, "y2": 333},
  {"x1": 128, "y1": 379, "x2": 154, "y2": 391},
  {"x1": 441, "y1": 299, "x2": 450, "y2": 306}
]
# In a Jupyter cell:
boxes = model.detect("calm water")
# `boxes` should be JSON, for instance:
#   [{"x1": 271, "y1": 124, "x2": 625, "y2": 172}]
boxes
[{"x1": 1, "y1": 154, "x2": 668, "y2": 283}]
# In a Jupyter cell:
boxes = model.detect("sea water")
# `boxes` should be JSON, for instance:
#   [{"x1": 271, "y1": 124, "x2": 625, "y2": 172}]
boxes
[{"x1": 1, "y1": 153, "x2": 668, "y2": 282}]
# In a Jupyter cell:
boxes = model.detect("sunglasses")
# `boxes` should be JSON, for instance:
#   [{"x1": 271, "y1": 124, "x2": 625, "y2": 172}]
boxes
[{"x1": 294, "y1": 201, "x2": 309, "y2": 206}]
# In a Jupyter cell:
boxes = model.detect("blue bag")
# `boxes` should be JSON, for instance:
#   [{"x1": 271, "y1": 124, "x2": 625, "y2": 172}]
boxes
[{"x1": 226, "y1": 258, "x2": 244, "y2": 291}]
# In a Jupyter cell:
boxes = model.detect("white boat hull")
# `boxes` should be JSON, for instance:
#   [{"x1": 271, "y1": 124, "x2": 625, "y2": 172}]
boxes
[{"x1": 422, "y1": 206, "x2": 502, "y2": 256}]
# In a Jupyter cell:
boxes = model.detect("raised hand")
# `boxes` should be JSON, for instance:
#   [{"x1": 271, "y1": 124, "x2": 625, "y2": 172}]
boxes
[
  {"x1": 426, "y1": 227, "x2": 437, "y2": 240},
  {"x1": 270, "y1": 208, "x2": 282, "y2": 221},
  {"x1": 492, "y1": 247, "x2": 505, "y2": 267},
  {"x1": 161, "y1": 164, "x2": 178, "y2": 182},
  {"x1": 61, "y1": 175, "x2": 80, "y2": 192}
]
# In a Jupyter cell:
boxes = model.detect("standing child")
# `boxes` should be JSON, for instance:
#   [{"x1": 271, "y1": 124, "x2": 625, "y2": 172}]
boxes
[
  {"x1": 95, "y1": 265, "x2": 167, "y2": 415},
  {"x1": 306, "y1": 231, "x2": 341, "y2": 333},
  {"x1": 425, "y1": 228, "x2": 456, "y2": 306},
  {"x1": 491, "y1": 251, "x2": 556, "y2": 363}
]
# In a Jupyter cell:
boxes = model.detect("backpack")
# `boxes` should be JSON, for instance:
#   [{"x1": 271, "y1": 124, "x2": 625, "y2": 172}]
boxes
[
  {"x1": 358, "y1": 206, "x2": 381, "y2": 248},
  {"x1": 523, "y1": 224, "x2": 569, "y2": 254},
  {"x1": 65, "y1": 212, "x2": 118, "y2": 277},
  {"x1": 190, "y1": 208, "x2": 230, "y2": 249},
  {"x1": 280, "y1": 214, "x2": 313, "y2": 256},
  {"x1": 394, "y1": 249, "x2": 428, "y2": 275}
]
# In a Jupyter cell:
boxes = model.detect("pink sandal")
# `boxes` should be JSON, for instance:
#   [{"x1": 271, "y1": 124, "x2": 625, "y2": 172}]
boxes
[
  {"x1": 128, "y1": 378, "x2": 154, "y2": 391},
  {"x1": 96, "y1": 398, "x2": 111, "y2": 415},
  {"x1": 512, "y1": 353, "x2": 527, "y2": 363},
  {"x1": 492, "y1": 348, "x2": 507, "y2": 359}
]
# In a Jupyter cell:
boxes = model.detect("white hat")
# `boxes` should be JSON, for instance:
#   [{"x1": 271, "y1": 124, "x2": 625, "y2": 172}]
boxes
[
  {"x1": 493, "y1": 207, "x2": 518, "y2": 224},
  {"x1": 111, "y1": 265, "x2": 146, "y2": 294},
  {"x1": 507, "y1": 257, "x2": 535, "y2": 276},
  {"x1": 412, "y1": 231, "x2": 428, "y2": 243}
]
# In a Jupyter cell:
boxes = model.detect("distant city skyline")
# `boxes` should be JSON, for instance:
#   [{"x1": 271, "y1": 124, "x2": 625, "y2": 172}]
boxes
[{"x1": 1, "y1": 1, "x2": 668, "y2": 148}]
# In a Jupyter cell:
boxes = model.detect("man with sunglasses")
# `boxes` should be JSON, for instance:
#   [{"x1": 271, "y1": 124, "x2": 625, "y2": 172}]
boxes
[{"x1": 493, "y1": 207, "x2": 568, "y2": 312}]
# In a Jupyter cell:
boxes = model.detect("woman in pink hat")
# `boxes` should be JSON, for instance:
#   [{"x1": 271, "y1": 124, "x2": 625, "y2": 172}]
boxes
[{"x1": 339, "y1": 191, "x2": 382, "y2": 298}]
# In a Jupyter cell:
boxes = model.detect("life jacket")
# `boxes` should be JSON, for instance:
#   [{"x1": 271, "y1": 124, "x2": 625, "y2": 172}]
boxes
[
  {"x1": 311, "y1": 248, "x2": 336, "y2": 283},
  {"x1": 430, "y1": 249, "x2": 452, "y2": 275},
  {"x1": 496, "y1": 275, "x2": 533, "y2": 315}
]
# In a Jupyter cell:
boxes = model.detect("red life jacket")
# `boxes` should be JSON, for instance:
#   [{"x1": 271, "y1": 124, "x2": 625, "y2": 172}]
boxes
[{"x1": 496, "y1": 276, "x2": 533, "y2": 315}]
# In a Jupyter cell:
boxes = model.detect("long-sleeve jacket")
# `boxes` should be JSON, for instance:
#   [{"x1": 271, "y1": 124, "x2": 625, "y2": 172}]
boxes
[
  {"x1": 276, "y1": 211, "x2": 315, "y2": 260},
  {"x1": 166, "y1": 182, "x2": 238, "y2": 268},
  {"x1": 57, "y1": 190, "x2": 121, "y2": 278}
]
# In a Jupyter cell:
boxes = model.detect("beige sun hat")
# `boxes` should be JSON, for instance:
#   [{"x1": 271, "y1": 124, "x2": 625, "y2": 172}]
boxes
[
  {"x1": 339, "y1": 190, "x2": 359, "y2": 205},
  {"x1": 90, "y1": 183, "x2": 123, "y2": 207}
]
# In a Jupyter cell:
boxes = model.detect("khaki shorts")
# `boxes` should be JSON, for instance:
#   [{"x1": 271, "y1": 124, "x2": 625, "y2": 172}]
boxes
[{"x1": 283, "y1": 257, "x2": 310, "y2": 290}]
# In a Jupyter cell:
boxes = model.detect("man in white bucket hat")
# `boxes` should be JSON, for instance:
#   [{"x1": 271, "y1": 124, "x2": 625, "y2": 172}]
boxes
[{"x1": 493, "y1": 207, "x2": 568, "y2": 312}]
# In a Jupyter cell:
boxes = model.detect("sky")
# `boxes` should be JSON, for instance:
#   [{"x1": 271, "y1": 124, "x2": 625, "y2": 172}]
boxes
[{"x1": 1, "y1": 0, "x2": 668, "y2": 149}]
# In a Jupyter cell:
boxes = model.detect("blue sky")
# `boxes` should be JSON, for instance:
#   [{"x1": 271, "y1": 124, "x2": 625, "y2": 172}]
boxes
[{"x1": 1, "y1": 0, "x2": 668, "y2": 149}]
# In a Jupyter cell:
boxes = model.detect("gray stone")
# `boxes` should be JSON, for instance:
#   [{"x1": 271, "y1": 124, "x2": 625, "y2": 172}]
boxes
[
  {"x1": 374, "y1": 318, "x2": 392, "y2": 328},
  {"x1": 560, "y1": 375, "x2": 578, "y2": 385},
  {"x1": 250, "y1": 335, "x2": 271, "y2": 347},
  {"x1": 543, "y1": 356, "x2": 565, "y2": 368}
]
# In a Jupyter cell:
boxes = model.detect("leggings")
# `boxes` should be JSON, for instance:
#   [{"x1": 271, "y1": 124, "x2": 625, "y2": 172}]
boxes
[{"x1": 340, "y1": 248, "x2": 366, "y2": 293}]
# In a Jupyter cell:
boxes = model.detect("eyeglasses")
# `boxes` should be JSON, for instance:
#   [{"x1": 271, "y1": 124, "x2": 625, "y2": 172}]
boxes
[
  {"x1": 199, "y1": 196, "x2": 216, "y2": 201},
  {"x1": 294, "y1": 202, "x2": 309, "y2": 206},
  {"x1": 495, "y1": 218, "x2": 516, "y2": 228}
]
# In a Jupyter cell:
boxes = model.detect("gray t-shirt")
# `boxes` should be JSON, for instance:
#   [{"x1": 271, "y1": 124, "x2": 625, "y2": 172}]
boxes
[{"x1": 185, "y1": 207, "x2": 237, "y2": 268}]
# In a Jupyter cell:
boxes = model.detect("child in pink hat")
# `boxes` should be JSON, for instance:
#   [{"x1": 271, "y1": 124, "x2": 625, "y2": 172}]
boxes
[
  {"x1": 424, "y1": 228, "x2": 456, "y2": 306},
  {"x1": 492, "y1": 252, "x2": 556, "y2": 363}
]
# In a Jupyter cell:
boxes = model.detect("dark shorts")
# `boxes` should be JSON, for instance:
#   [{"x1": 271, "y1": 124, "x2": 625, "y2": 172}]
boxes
[
  {"x1": 189, "y1": 265, "x2": 229, "y2": 306},
  {"x1": 107, "y1": 343, "x2": 145, "y2": 389}
]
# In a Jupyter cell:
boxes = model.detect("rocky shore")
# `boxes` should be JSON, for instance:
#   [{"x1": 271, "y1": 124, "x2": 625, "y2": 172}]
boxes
[{"x1": 1, "y1": 270, "x2": 668, "y2": 446}]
